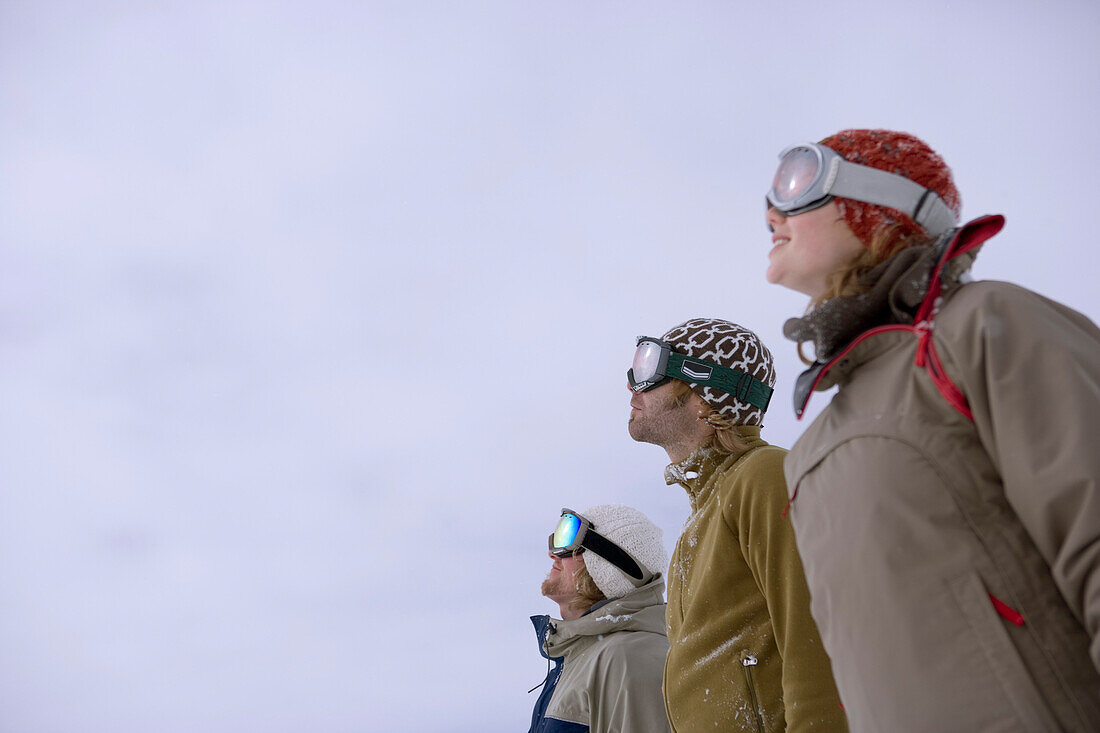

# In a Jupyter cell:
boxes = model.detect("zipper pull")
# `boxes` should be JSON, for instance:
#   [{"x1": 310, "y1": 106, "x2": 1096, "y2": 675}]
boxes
[{"x1": 740, "y1": 651, "x2": 758, "y2": 667}]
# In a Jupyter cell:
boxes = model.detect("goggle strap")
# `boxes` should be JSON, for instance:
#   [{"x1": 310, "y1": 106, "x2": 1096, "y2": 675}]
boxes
[
  {"x1": 830, "y1": 160, "x2": 956, "y2": 237},
  {"x1": 581, "y1": 528, "x2": 650, "y2": 585},
  {"x1": 666, "y1": 352, "x2": 773, "y2": 412},
  {"x1": 914, "y1": 191, "x2": 958, "y2": 237}
]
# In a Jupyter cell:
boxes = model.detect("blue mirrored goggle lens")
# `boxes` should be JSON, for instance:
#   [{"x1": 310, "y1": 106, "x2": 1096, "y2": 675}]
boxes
[
  {"x1": 553, "y1": 513, "x2": 582, "y2": 550},
  {"x1": 771, "y1": 147, "x2": 822, "y2": 207},
  {"x1": 632, "y1": 341, "x2": 663, "y2": 383}
]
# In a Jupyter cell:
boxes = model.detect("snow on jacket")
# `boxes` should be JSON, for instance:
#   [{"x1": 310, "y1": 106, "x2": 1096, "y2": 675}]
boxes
[
  {"x1": 663, "y1": 427, "x2": 847, "y2": 732},
  {"x1": 783, "y1": 217, "x2": 1100, "y2": 732},
  {"x1": 528, "y1": 577, "x2": 671, "y2": 733}
]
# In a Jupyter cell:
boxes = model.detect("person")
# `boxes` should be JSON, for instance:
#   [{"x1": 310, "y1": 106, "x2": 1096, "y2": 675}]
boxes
[
  {"x1": 627, "y1": 318, "x2": 847, "y2": 732},
  {"x1": 528, "y1": 504, "x2": 672, "y2": 733},
  {"x1": 763, "y1": 129, "x2": 1100, "y2": 731}
]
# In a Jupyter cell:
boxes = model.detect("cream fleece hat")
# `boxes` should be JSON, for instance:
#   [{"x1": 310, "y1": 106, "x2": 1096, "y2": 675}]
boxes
[{"x1": 580, "y1": 504, "x2": 668, "y2": 600}]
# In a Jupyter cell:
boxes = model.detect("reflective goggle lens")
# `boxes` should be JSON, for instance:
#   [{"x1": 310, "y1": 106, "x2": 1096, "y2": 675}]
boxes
[
  {"x1": 771, "y1": 146, "x2": 822, "y2": 206},
  {"x1": 553, "y1": 513, "x2": 582, "y2": 550},
  {"x1": 632, "y1": 340, "x2": 663, "y2": 383}
]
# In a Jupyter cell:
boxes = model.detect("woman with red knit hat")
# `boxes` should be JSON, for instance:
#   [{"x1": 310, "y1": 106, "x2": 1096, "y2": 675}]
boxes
[{"x1": 763, "y1": 129, "x2": 1100, "y2": 732}]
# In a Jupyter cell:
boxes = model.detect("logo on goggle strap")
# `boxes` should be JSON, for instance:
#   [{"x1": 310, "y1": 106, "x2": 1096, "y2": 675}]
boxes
[{"x1": 681, "y1": 362, "x2": 713, "y2": 381}]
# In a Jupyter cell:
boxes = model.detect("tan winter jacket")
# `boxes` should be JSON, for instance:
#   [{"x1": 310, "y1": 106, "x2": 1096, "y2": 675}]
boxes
[
  {"x1": 531, "y1": 578, "x2": 672, "y2": 733},
  {"x1": 663, "y1": 428, "x2": 847, "y2": 732},
  {"x1": 784, "y1": 220, "x2": 1100, "y2": 731}
]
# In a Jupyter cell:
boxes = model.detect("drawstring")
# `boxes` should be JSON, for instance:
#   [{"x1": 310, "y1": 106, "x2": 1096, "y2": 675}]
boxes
[
  {"x1": 528, "y1": 656, "x2": 551, "y2": 694},
  {"x1": 989, "y1": 593, "x2": 1026, "y2": 626},
  {"x1": 914, "y1": 321, "x2": 973, "y2": 421},
  {"x1": 914, "y1": 322, "x2": 931, "y2": 367}
]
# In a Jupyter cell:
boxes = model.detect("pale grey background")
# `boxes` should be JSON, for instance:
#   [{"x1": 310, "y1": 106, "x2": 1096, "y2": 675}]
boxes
[{"x1": 2, "y1": 1, "x2": 1098, "y2": 731}]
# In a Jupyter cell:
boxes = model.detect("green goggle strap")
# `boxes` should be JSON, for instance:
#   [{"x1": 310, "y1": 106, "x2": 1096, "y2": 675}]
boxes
[{"x1": 666, "y1": 352, "x2": 774, "y2": 413}]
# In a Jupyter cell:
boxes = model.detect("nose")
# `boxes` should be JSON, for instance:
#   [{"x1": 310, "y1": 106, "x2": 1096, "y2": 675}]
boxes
[{"x1": 765, "y1": 205, "x2": 787, "y2": 232}]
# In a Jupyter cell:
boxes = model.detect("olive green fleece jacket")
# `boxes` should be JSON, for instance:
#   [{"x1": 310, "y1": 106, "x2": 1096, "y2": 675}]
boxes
[{"x1": 662, "y1": 427, "x2": 847, "y2": 733}]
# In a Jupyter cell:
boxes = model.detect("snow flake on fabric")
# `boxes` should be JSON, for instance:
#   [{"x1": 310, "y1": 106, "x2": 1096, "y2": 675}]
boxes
[{"x1": 693, "y1": 635, "x2": 743, "y2": 668}]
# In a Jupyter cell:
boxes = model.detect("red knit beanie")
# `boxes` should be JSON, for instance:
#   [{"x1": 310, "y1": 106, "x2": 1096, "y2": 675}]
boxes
[{"x1": 819, "y1": 129, "x2": 962, "y2": 247}]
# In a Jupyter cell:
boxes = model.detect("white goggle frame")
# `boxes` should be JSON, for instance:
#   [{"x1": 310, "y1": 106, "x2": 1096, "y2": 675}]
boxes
[{"x1": 766, "y1": 142, "x2": 957, "y2": 237}]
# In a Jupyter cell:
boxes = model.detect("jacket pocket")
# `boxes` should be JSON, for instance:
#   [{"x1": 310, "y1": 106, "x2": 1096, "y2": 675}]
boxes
[
  {"x1": 946, "y1": 571, "x2": 1058, "y2": 732},
  {"x1": 740, "y1": 650, "x2": 766, "y2": 733}
]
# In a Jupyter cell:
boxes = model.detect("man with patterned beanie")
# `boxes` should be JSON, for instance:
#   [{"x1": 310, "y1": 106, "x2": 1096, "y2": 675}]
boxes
[
  {"x1": 627, "y1": 318, "x2": 847, "y2": 732},
  {"x1": 529, "y1": 503, "x2": 672, "y2": 733}
]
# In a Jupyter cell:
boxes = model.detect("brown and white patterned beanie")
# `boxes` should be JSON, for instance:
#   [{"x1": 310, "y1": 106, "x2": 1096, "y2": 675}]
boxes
[{"x1": 660, "y1": 318, "x2": 777, "y2": 426}]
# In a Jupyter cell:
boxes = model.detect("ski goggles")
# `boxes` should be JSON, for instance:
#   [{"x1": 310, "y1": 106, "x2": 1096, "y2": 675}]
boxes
[
  {"x1": 765, "y1": 142, "x2": 957, "y2": 237},
  {"x1": 627, "y1": 336, "x2": 773, "y2": 413},
  {"x1": 549, "y1": 508, "x2": 654, "y2": 588}
]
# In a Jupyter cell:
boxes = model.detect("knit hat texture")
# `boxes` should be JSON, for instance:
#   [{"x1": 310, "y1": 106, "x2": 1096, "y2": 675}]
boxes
[
  {"x1": 580, "y1": 504, "x2": 667, "y2": 600},
  {"x1": 820, "y1": 129, "x2": 962, "y2": 247},
  {"x1": 661, "y1": 318, "x2": 776, "y2": 426}
]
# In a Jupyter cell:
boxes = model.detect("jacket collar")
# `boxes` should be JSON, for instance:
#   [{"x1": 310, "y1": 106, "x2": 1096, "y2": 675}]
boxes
[
  {"x1": 784, "y1": 239, "x2": 953, "y2": 364},
  {"x1": 537, "y1": 578, "x2": 668, "y2": 658},
  {"x1": 530, "y1": 613, "x2": 559, "y2": 661},
  {"x1": 664, "y1": 427, "x2": 764, "y2": 511},
  {"x1": 786, "y1": 215, "x2": 1004, "y2": 417},
  {"x1": 812, "y1": 329, "x2": 914, "y2": 390}
]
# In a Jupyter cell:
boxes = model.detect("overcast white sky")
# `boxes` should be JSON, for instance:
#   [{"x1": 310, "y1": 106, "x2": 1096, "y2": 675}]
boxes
[{"x1": 2, "y1": 2, "x2": 1099, "y2": 731}]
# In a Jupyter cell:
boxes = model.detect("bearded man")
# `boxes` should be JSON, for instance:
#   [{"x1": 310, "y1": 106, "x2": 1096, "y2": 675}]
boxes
[
  {"x1": 529, "y1": 504, "x2": 671, "y2": 733},
  {"x1": 627, "y1": 318, "x2": 847, "y2": 732}
]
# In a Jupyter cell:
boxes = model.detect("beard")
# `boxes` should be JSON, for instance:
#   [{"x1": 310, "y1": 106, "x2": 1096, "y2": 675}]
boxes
[
  {"x1": 541, "y1": 570, "x2": 570, "y2": 599},
  {"x1": 628, "y1": 402, "x2": 676, "y2": 445},
  {"x1": 626, "y1": 410, "x2": 648, "y2": 441},
  {"x1": 629, "y1": 387, "x2": 703, "y2": 449}
]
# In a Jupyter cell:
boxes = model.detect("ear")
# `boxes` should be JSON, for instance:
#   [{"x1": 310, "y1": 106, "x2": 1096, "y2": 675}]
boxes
[{"x1": 690, "y1": 393, "x2": 715, "y2": 423}]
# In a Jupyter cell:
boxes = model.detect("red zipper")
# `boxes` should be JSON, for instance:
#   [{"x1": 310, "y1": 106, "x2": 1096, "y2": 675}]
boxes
[{"x1": 989, "y1": 593, "x2": 1025, "y2": 626}]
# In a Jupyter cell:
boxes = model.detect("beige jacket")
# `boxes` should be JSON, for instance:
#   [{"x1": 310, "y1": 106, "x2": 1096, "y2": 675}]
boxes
[
  {"x1": 785, "y1": 223, "x2": 1100, "y2": 731},
  {"x1": 664, "y1": 428, "x2": 847, "y2": 732},
  {"x1": 531, "y1": 578, "x2": 672, "y2": 733}
]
